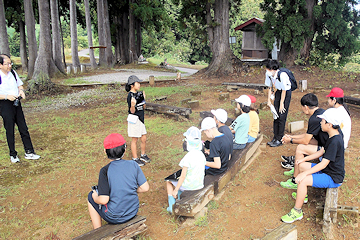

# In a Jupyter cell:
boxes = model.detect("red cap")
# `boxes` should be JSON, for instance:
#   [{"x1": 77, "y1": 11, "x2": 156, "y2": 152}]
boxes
[
  {"x1": 326, "y1": 87, "x2": 344, "y2": 98},
  {"x1": 247, "y1": 95, "x2": 257, "y2": 103},
  {"x1": 103, "y1": 133, "x2": 126, "y2": 149}
]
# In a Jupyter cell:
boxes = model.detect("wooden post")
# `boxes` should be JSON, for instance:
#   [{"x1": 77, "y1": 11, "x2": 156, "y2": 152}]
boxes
[
  {"x1": 299, "y1": 80, "x2": 307, "y2": 92},
  {"x1": 177, "y1": 72, "x2": 181, "y2": 80},
  {"x1": 149, "y1": 75, "x2": 155, "y2": 87},
  {"x1": 80, "y1": 64, "x2": 86, "y2": 73},
  {"x1": 323, "y1": 188, "x2": 338, "y2": 239}
]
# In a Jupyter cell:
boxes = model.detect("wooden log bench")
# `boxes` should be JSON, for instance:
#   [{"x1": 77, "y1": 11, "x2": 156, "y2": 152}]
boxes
[
  {"x1": 73, "y1": 215, "x2": 147, "y2": 240},
  {"x1": 172, "y1": 134, "x2": 263, "y2": 217},
  {"x1": 222, "y1": 82, "x2": 268, "y2": 91},
  {"x1": 145, "y1": 102, "x2": 192, "y2": 119}
]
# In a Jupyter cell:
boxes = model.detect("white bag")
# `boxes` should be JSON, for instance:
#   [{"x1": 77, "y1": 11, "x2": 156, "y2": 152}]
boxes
[{"x1": 127, "y1": 114, "x2": 139, "y2": 124}]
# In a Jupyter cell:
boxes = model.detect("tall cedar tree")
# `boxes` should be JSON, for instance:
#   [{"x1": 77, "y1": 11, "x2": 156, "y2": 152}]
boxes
[{"x1": 259, "y1": 0, "x2": 360, "y2": 66}]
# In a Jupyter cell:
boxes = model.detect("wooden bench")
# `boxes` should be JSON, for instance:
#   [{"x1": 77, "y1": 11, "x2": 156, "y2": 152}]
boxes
[
  {"x1": 172, "y1": 134, "x2": 263, "y2": 217},
  {"x1": 73, "y1": 215, "x2": 147, "y2": 240},
  {"x1": 222, "y1": 82, "x2": 268, "y2": 91}
]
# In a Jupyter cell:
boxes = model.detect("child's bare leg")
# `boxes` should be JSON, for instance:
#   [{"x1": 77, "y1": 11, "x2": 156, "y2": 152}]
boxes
[
  {"x1": 166, "y1": 181, "x2": 174, "y2": 195},
  {"x1": 88, "y1": 201, "x2": 102, "y2": 229},
  {"x1": 295, "y1": 175, "x2": 313, "y2": 209},
  {"x1": 131, "y1": 137, "x2": 138, "y2": 158},
  {"x1": 140, "y1": 134, "x2": 147, "y2": 155}
]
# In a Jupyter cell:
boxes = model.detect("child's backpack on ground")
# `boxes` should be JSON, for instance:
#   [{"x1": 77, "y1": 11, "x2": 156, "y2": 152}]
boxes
[{"x1": 277, "y1": 68, "x2": 297, "y2": 91}]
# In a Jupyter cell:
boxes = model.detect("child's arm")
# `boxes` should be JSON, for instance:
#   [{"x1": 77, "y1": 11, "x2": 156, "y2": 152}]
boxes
[
  {"x1": 206, "y1": 157, "x2": 221, "y2": 169},
  {"x1": 137, "y1": 181, "x2": 149, "y2": 193},
  {"x1": 295, "y1": 159, "x2": 330, "y2": 184},
  {"x1": 130, "y1": 97, "x2": 136, "y2": 114},
  {"x1": 92, "y1": 192, "x2": 110, "y2": 205},
  {"x1": 172, "y1": 167, "x2": 188, "y2": 198},
  {"x1": 296, "y1": 147, "x2": 324, "y2": 165}
]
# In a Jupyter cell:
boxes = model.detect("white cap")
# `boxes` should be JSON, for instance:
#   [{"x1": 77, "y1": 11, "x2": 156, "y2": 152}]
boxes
[
  {"x1": 200, "y1": 117, "x2": 216, "y2": 131},
  {"x1": 235, "y1": 95, "x2": 251, "y2": 107},
  {"x1": 317, "y1": 108, "x2": 342, "y2": 126},
  {"x1": 211, "y1": 109, "x2": 228, "y2": 123},
  {"x1": 183, "y1": 126, "x2": 201, "y2": 140}
]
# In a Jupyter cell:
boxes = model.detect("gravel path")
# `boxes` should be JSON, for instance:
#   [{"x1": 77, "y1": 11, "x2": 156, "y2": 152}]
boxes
[{"x1": 80, "y1": 67, "x2": 198, "y2": 84}]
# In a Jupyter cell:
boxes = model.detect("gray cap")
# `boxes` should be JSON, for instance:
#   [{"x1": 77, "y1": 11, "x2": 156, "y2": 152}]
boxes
[{"x1": 127, "y1": 75, "x2": 143, "y2": 85}]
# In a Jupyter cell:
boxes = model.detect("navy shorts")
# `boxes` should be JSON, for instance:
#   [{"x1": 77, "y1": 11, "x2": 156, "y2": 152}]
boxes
[
  {"x1": 88, "y1": 191, "x2": 115, "y2": 224},
  {"x1": 310, "y1": 163, "x2": 342, "y2": 188}
]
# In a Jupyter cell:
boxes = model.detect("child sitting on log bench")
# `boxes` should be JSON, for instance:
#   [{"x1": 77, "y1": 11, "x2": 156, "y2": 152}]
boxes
[
  {"x1": 201, "y1": 117, "x2": 232, "y2": 176},
  {"x1": 87, "y1": 133, "x2": 149, "y2": 229},
  {"x1": 281, "y1": 108, "x2": 345, "y2": 223},
  {"x1": 230, "y1": 95, "x2": 251, "y2": 150},
  {"x1": 165, "y1": 127, "x2": 206, "y2": 213}
]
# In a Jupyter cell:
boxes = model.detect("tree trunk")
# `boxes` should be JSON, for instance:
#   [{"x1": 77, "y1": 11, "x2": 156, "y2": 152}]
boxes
[
  {"x1": 103, "y1": 0, "x2": 113, "y2": 66},
  {"x1": 97, "y1": 0, "x2": 106, "y2": 66},
  {"x1": 114, "y1": 15, "x2": 121, "y2": 63},
  {"x1": 278, "y1": 42, "x2": 298, "y2": 67},
  {"x1": 299, "y1": 0, "x2": 316, "y2": 64},
  {"x1": 70, "y1": 0, "x2": 80, "y2": 69},
  {"x1": 129, "y1": 0, "x2": 137, "y2": 62},
  {"x1": 84, "y1": 0, "x2": 97, "y2": 68},
  {"x1": 24, "y1": 0, "x2": 37, "y2": 79},
  {"x1": 60, "y1": 20, "x2": 66, "y2": 67},
  {"x1": 19, "y1": 20, "x2": 28, "y2": 73},
  {"x1": 31, "y1": 0, "x2": 59, "y2": 93},
  {"x1": 50, "y1": 0, "x2": 65, "y2": 73},
  {"x1": 0, "y1": 0, "x2": 10, "y2": 55},
  {"x1": 205, "y1": 0, "x2": 233, "y2": 76},
  {"x1": 136, "y1": 17, "x2": 142, "y2": 56},
  {"x1": 121, "y1": 11, "x2": 130, "y2": 64}
]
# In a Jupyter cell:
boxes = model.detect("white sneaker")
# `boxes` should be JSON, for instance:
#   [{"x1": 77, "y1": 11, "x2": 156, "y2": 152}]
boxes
[
  {"x1": 25, "y1": 152, "x2": 40, "y2": 160},
  {"x1": 10, "y1": 156, "x2": 20, "y2": 163}
]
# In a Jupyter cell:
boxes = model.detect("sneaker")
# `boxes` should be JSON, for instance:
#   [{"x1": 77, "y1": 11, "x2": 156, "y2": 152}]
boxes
[
  {"x1": 140, "y1": 154, "x2": 151, "y2": 163},
  {"x1": 292, "y1": 192, "x2": 308, "y2": 203},
  {"x1": 267, "y1": 138, "x2": 276, "y2": 145},
  {"x1": 284, "y1": 168, "x2": 295, "y2": 176},
  {"x1": 281, "y1": 161, "x2": 294, "y2": 169},
  {"x1": 280, "y1": 178, "x2": 297, "y2": 189},
  {"x1": 10, "y1": 156, "x2": 20, "y2": 163},
  {"x1": 24, "y1": 152, "x2": 40, "y2": 160},
  {"x1": 281, "y1": 155, "x2": 295, "y2": 162},
  {"x1": 281, "y1": 208, "x2": 303, "y2": 223},
  {"x1": 133, "y1": 158, "x2": 145, "y2": 167}
]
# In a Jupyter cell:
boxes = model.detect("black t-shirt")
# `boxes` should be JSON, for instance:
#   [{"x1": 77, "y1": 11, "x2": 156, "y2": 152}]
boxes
[
  {"x1": 307, "y1": 108, "x2": 328, "y2": 147},
  {"x1": 127, "y1": 92, "x2": 145, "y2": 123},
  {"x1": 218, "y1": 125, "x2": 233, "y2": 153},
  {"x1": 322, "y1": 134, "x2": 345, "y2": 184},
  {"x1": 205, "y1": 134, "x2": 232, "y2": 175}
]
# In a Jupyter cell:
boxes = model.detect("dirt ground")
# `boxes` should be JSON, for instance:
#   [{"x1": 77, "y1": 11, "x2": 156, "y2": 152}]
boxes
[{"x1": 1, "y1": 65, "x2": 360, "y2": 239}]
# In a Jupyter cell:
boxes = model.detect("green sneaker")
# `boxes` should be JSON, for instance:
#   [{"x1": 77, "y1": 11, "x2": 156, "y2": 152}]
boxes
[
  {"x1": 280, "y1": 178, "x2": 297, "y2": 189},
  {"x1": 281, "y1": 208, "x2": 303, "y2": 223},
  {"x1": 292, "y1": 192, "x2": 308, "y2": 203},
  {"x1": 284, "y1": 168, "x2": 294, "y2": 176}
]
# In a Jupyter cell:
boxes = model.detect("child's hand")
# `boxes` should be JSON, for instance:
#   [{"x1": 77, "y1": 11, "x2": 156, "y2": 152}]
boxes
[
  {"x1": 131, "y1": 97, "x2": 136, "y2": 106},
  {"x1": 143, "y1": 91, "x2": 146, "y2": 99},
  {"x1": 295, "y1": 172, "x2": 306, "y2": 184},
  {"x1": 172, "y1": 189, "x2": 178, "y2": 199},
  {"x1": 296, "y1": 158, "x2": 305, "y2": 165}
]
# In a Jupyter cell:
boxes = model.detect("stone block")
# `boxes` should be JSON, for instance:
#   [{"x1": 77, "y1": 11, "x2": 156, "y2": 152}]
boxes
[
  {"x1": 177, "y1": 72, "x2": 181, "y2": 80},
  {"x1": 259, "y1": 102, "x2": 268, "y2": 110},
  {"x1": 149, "y1": 75, "x2": 155, "y2": 87},
  {"x1": 350, "y1": 93, "x2": 359, "y2": 98},
  {"x1": 254, "y1": 89, "x2": 260, "y2": 95},
  {"x1": 188, "y1": 100, "x2": 199, "y2": 109},
  {"x1": 261, "y1": 223, "x2": 297, "y2": 240},
  {"x1": 80, "y1": 64, "x2": 86, "y2": 73},
  {"x1": 219, "y1": 92, "x2": 230, "y2": 101},
  {"x1": 181, "y1": 98, "x2": 192, "y2": 104},
  {"x1": 299, "y1": 80, "x2": 307, "y2": 92},
  {"x1": 231, "y1": 100, "x2": 237, "y2": 107},
  {"x1": 288, "y1": 121, "x2": 305, "y2": 133},
  {"x1": 190, "y1": 91, "x2": 201, "y2": 96},
  {"x1": 67, "y1": 66, "x2": 72, "y2": 74},
  {"x1": 182, "y1": 207, "x2": 208, "y2": 227},
  {"x1": 73, "y1": 66, "x2": 79, "y2": 74},
  {"x1": 227, "y1": 86, "x2": 238, "y2": 92}
]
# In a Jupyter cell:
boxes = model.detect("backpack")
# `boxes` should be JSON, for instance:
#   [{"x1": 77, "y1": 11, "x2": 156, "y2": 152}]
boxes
[
  {"x1": 277, "y1": 68, "x2": 297, "y2": 91},
  {"x1": 0, "y1": 69, "x2": 18, "y2": 84}
]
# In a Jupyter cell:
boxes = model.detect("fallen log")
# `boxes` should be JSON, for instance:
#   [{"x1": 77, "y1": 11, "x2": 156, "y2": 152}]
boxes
[
  {"x1": 222, "y1": 82, "x2": 268, "y2": 90},
  {"x1": 73, "y1": 215, "x2": 147, "y2": 240},
  {"x1": 172, "y1": 134, "x2": 263, "y2": 217},
  {"x1": 145, "y1": 103, "x2": 192, "y2": 119},
  {"x1": 344, "y1": 96, "x2": 360, "y2": 106}
]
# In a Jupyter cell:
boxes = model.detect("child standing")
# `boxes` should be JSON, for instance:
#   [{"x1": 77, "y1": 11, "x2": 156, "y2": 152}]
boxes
[
  {"x1": 281, "y1": 108, "x2": 345, "y2": 223},
  {"x1": 230, "y1": 95, "x2": 251, "y2": 150},
  {"x1": 87, "y1": 133, "x2": 149, "y2": 229},
  {"x1": 247, "y1": 95, "x2": 260, "y2": 143},
  {"x1": 166, "y1": 126, "x2": 206, "y2": 213},
  {"x1": 125, "y1": 75, "x2": 151, "y2": 166}
]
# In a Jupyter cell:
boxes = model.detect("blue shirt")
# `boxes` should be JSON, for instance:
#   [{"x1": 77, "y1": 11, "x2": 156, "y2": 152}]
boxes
[{"x1": 230, "y1": 113, "x2": 250, "y2": 144}]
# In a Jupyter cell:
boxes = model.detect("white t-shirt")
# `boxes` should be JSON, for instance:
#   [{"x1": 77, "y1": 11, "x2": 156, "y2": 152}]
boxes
[
  {"x1": 179, "y1": 150, "x2": 206, "y2": 190},
  {"x1": 265, "y1": 70, "x2": 291, "y2": 91},
  {"x1": 336, "y1": 106, "x2": 351, "y2": 149},
  {"x1": 0, "y1": 70, "x2": 23, "y2": 96}
]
